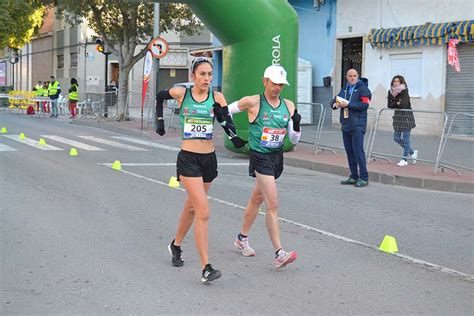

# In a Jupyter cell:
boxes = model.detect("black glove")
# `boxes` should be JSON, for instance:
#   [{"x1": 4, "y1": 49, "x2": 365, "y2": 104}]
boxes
[
  {"x1": 230, "y1": 136, "x2": 247, "y2": 149},
  {"x1": 291, "y1": 109, "x2": 301, "y2": 132},
  {"x1": 156, "y1": 118, "x2": 165, "y2": 136},
  {"x1": 212, "y1": 102, "x2": 227, "y2": 123}
]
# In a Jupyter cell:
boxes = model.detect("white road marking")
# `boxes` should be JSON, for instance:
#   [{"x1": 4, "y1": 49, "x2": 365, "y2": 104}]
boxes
[
  {"x1": 42, "y1": 135, "x2": 105, "y2": 151},
  {"x1": 3, "y1": 135, "x2": 63, "y2": 150},
  {"x1": 99, "y1": 162, "x2": 248, "y2": 167},
  {"x1": 102, "y1": 164, "x2": 474, "y2": 282},
  {"x1": 78, "y1": 136, "x2": 148, "y2": 151},
  {"x1": 0, "y1": 143, "x2": 17, "y2": 151},
  {"x1": 111, "y1": 136, "x2": 180, "y2": 152}
]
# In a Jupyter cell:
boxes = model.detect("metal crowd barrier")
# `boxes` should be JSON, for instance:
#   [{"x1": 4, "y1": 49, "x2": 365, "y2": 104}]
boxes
[
  {"x1": 124, "y1": 90, "x2": 155, "y2": 128},
  {"x1": 434, "y1": 112, "x2": 474, "y2": 175},
  {"x1": 294, "y1": 102, "x2": 324, "y2": 148},
  {"x1": 81, "y1": 91, "x2": 118, "y2": 118},
  {"x1": 314, "y1": 106, "x2": 377, "y2": 155},
  {"x1": 367, "y1": 108, "x2": 448, "y2": 171}
]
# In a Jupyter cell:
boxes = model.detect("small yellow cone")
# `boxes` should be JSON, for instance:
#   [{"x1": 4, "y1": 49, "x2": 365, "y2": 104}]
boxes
[
  {"x1": 168, "y1": 176, "x2": 180, "y2": 188},
  {"x1": 19, "y1": 133, "x2": 26, "y2": 140},
  {"x1": 1, "y1": 127, "x2": 7, "y2": 134},
  {"x1": 111, "y1": 160, "x2": 122, "y2": 170},
  {"x1": 379, "y1": 235, "x2": 398, "y2": 253},
  {"x1": 38, "y1": 138, "x2": 46, "y2": 145},
  {"x1": 69, "y1": 148, "x2": 78, "y2": 156}
]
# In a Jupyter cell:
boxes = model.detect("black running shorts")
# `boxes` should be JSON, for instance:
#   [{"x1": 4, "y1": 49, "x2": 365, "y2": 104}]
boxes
[
  {"x1": 177, "y1": 150, "x2": 218, "y2": 183},
  {"x1": 249, "y1": 150, "x2": 284, "y2": 180}
]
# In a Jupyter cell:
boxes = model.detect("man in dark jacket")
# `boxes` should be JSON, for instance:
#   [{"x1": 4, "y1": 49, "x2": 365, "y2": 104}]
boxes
[{"x1": 331, "y1": 69, "x2": 372, "y2": 187}]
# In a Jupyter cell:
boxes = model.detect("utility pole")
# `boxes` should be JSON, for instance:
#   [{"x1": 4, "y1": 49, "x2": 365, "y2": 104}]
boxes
[{"x1": 151, "y1": 3, "x2": 160, "y2": 126}]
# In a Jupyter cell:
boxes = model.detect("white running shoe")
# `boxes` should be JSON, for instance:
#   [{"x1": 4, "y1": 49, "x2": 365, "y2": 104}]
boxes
[
  {"x1": 396, "y1": 159, "x2": 408, "y2": 167},
  {"x1": 411, "y1": 150, "x2": 418, "y2": 164},
  {"x1": 234, "y1": 237, "x2": 256, "y2": 257},
  {"x1": 274, "y1": 249, "x2": 297, "y2": 268}
]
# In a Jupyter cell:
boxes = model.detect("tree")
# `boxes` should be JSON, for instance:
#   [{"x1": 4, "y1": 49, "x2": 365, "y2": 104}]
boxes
[
  {"x1": 51, "y1": 0, "x2": 203, "y2": 121},
  {"x1": 0, "y1": 0, "x2": 45, "y2": 50}
]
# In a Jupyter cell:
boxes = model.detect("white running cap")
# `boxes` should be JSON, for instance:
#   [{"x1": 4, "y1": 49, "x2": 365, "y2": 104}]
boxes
[{"x1": 263, "y1": 65, "x2": 289, "y2": 86}]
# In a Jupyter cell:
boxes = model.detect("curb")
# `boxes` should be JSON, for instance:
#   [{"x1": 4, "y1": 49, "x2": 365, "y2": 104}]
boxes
[
  {"x1": 72, "y1": 119, "x2": 473, "y2": 194},
  {"x1": 284, "y1": 156, "x2": 474, "y2": 194}
]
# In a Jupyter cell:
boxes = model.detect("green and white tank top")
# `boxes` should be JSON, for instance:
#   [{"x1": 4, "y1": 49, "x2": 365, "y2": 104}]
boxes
[
  {"x1": 179, "y1": 88, "x2": 215, "y2": 140},
  {"x1": 249, "y1": 94, "x2": 290, "y2": 153}
]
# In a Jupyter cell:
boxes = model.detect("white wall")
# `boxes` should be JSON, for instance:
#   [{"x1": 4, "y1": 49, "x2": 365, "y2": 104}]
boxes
[{"x1": 336, "y1": 0, "x2": 474, "y2": 36}]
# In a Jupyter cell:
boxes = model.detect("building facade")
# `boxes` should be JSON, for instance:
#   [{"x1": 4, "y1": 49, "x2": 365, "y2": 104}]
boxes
[{"x1": 335, "y1": 0, "x2": 473, "y2": 134}]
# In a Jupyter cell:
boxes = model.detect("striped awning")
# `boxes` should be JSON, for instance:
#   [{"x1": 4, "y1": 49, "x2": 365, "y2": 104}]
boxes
[{"x1": 368, "y1": 20, "x2": 473, "y2": 48}]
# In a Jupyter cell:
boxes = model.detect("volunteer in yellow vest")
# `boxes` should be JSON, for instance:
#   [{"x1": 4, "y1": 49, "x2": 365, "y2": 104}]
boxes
[
  {"x1": 33, "y1": 81, "x2": 43, "y2": 96},
  {"x1": 68, "y1": 78, "x2": 79, "y2": 119},
  {"x1": 222, "y1": 64, "x2": 301, "y2": 269},
  {"x1": 154, "y1": 56, "x2": 246, "y2": 283},
  {"x1": 48, "y1": 75, "x2": 61, "y2": 118},
  {"x1": 33, "y1": 81, "x2": 43, "y2": 112}
]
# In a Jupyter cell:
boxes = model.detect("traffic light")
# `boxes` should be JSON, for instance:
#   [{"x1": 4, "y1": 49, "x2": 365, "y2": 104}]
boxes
[
  {"x1": 9, "y1": 49, "x2": 19, "y2": 64},
  {"x1": 95, "y1": 39, "x2": 105, "y2": 54}
]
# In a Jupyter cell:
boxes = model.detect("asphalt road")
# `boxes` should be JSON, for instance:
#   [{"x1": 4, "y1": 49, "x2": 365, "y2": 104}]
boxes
[{"x1": 1, "y1": 113, "x2": 473, "y2": 314}]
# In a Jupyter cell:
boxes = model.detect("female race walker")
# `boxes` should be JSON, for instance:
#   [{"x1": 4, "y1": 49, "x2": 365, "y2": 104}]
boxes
[{"x1": 154, "y1": 56, "x2": 246, "y2": 283}]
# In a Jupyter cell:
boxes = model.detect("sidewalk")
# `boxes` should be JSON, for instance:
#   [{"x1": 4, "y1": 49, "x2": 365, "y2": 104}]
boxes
[{"x1": 71, "y1": 111, "x2": 474, "y2": 194}]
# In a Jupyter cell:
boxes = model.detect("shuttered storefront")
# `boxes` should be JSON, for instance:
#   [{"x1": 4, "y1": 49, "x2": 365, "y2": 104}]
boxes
[{"x1": 445, "y1": 43, "x2": 474, "y2": 135}]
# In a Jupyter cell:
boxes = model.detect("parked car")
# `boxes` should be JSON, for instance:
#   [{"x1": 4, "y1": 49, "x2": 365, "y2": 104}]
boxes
[{"x1": 167, "y1": 82, "x2": 194, "y2": 114}]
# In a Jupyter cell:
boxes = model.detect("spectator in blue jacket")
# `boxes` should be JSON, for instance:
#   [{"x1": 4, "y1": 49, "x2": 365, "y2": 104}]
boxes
[{"x1": 331, "y1": 69, "x2": 372, "y2": 187}]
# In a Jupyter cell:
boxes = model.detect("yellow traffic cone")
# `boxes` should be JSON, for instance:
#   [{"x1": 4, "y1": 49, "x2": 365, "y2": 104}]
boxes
[
  {"x1": 379, "y1": 235, "x2": 398, "y2": 253},
  {"x1": 168, "y1": 176, "x2": 180, "y2": 188},
  {"x1": 38, "y1": 138, "x2": 46, "y2": 145},
  {"x1": 69, "y1": 148, "x2": 78, "y2": 156},
  {"x1": 19, "y1": 133, "x2": 26, "y2": 140},
  {"x1": 1, "y1": 127, "x2": 7, "y2": 134},
  {"x1": 111, "y1": 160, "x2": 122, "y2": 170}
]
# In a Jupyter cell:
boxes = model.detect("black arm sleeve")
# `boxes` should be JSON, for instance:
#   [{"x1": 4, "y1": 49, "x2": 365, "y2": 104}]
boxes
[
  {"x1": 155, "y1": 89, "x2": 173, "y2": 118},
  {"x1": 213, "y1": 103, "x2": 237, "y2": 138}
]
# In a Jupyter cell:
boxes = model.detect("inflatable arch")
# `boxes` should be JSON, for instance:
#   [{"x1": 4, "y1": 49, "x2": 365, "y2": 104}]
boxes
[{"x1": 161, "y1": 0, "x2": 299, "y2": 152}]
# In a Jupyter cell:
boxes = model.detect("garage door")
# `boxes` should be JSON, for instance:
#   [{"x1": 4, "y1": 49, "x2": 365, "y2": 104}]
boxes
[{"x1": 445, "y1": 43, "x2": 474, "y2": 135}]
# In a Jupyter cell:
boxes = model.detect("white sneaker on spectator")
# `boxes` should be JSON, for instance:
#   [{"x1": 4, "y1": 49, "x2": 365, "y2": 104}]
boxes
[
  {"x1": 410, "y1": 150, "x2": 418, "y2": 164},
  {"x1": 396, "y1": 159, "x2": 408, "y2": 167}
]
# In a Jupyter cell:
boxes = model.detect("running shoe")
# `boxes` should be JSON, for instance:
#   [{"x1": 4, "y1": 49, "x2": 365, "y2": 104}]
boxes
[
  {"x1": 411, "y1": 150, "x2": 418, "y2": 164},
  {"x1": 396, "y1": 159, "x2": 408, "y2": 167},
  {"x1": 234, "y1": 237, "x2": 256, "y2": 257},
  {"x1": 274, "y1": 249, "x2": 297, "y2": 268},
  {"x1": 340, "y1": 177, "x2": 357, "y2": 185},
  {"x1": 201, "y1": 264, "x2": 222, "y2": 283},
  {"x1": 168, "y1": 240, "x2": 184, "y2": 267},
  {"x1": 355, "y1": 179, "x2": 369, "y2": 187}
]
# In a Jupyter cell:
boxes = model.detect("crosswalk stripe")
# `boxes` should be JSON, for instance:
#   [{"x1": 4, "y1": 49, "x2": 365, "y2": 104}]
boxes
[
  {"x1": 0, "y1": 143, "x2": 17, "y2": 151},
  {"x1": 111, "y1": 136, "x2": 180, "y2": 151},
  {"x1": 78, "y1": 136, "x2": 148, "y2": 151},
  {"x1": 3, "y1": 135, "x2": 63, "y2": 150},
  {"x1": 42, "y1": 135, "x2": 105, "y2": 151}
]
